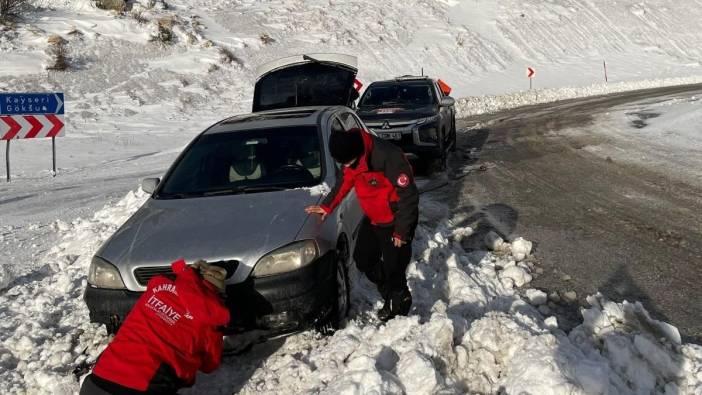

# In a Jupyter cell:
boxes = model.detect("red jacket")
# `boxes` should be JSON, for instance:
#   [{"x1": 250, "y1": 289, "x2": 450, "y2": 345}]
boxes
[
  {"x1": 321, "y1": 130, "x2": 419, "y2": 241},
  {"x1": 92, "y1": 259, "x2": 230, "y2": 393}
]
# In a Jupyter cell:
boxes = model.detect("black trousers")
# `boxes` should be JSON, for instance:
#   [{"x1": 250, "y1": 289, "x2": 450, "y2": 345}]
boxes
[{"x1": 353, "y1": 217, "x2": 414, "y2": 299}]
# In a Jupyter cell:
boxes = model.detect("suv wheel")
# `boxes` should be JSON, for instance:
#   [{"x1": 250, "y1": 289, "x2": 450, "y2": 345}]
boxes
[
  {"x1": 316, "y1": 236, "x2": 350, "y2": 335},
  {"x1": 438, "y1": 128, "x2": 448, "y2": 171},
  {"x1": 450, "y1": 117, "x2": 457, "y2": 152}
]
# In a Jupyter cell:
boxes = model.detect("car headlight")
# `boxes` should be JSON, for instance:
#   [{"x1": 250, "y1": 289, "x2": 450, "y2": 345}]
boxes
[
  {"x1": 88, "y1": 256, "x2": 126, "y2": 289},
  {"x1": 415, "y1": 115, "x2": 440, "y2": 126},
  {"x1": 252, "y1": 240, "x2": 319, "y2": 277},
  {"x1": 418, "y1": 127, "x2": 438, "y2": 142}
]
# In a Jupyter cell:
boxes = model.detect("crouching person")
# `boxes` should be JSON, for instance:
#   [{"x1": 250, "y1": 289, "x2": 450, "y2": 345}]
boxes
[{"x1": 80, "y1": 259, "x2": 233, "y2": 395}]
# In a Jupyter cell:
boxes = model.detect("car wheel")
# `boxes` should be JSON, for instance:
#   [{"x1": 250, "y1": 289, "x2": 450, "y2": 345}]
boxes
[
  {"x1": 438, "y1": 129, "x2": 448, "y2": 171},
  {"x1": 316, "y1": 236, "x2": 350, "y2": 335},
  {"x1": 106, "y1": 314, "x2": 121, "y2": 335},
  {"x1": 449, "y1": 117, "x2": 457, "y2": 152}
]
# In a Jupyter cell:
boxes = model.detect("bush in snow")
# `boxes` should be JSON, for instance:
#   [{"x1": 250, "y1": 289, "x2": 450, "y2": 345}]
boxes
[
  {"x1": 0, "y1": 0, "x2": 31, "y2": 22},
  {"x1": 94, "y1": 0, "x2": 125, "y2": 12},
  {"x1": 259, "y1": 33, "x2": 276, "y2": 45},
  {"x1": 130, "y1": 9, "x2": 148, "y2": 25},
  {"x1": 45, "y1": 35, "x2": 69, "y2": 71},
  {"x1": 150, "y1": 17, "x2": 173, "y2": 44},
  {"x1": 217, "y1": 46, "x2": 243, "y2": 67}
]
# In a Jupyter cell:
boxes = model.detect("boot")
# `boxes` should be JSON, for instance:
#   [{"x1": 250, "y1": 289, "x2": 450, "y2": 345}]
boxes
[
  {"x1": 377, "y1": 298, "x2": 391, "y2": 322},
  {"x1": 377, "y1": 289, "x2": 412, "y2": 322}
]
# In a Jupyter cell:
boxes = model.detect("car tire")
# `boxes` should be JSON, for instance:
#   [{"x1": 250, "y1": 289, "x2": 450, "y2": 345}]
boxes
[
  {"x1": 316, "y1": 236, "x2": 350, "y2": 335},
  {"x1": 438, "y1": 128, "x2": 448, "y2": 171},
  {"x1": 449, "y1": 117, "x2": 457, "y2": 152}
]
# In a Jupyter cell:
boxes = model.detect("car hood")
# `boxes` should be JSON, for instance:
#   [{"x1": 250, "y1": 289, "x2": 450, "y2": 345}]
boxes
[
  {"x1": 357, "y1": 106, "x2": 437, "y2": 123},
  {"x1": 252, "y1": 53, "x2": 358, "y2": 112},
  {"x1": 96, "y1": 189, "x2": 322, "y2": 288}
]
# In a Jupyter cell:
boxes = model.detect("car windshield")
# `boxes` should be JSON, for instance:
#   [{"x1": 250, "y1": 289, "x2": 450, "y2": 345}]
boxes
[
  {"x1": 359, "y1": 82, "x2": 436, "y2": 108},
  {"x1": 157, "y1": 126, "x2": 323, "y2": 198}
]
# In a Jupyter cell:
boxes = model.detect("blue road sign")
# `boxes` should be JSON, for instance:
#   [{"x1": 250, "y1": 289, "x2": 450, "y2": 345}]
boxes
[{"x1": 0, "y1": 93, "x2": 64, "y2": 115}]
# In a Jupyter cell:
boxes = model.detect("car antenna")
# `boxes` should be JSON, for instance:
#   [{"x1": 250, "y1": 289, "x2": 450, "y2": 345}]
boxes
[{"x1": 421, "y1": 67, "x2": 424, "y2": 76}]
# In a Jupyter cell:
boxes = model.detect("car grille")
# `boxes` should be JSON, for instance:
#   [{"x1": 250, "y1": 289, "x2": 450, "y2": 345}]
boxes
[
  {"x1": 134, "y1": 260, "x2": 241, "y2": 286},
  {"x1": 133, "y1": 266, "x2": 174, "y2": 286}
]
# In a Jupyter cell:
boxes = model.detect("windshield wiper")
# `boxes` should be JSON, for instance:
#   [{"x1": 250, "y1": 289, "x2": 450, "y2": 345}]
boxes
[
  {"x1": 157, "y1": 192, "x2": 204, "y2": 199},
  {"x1": 202, "y1": 185, "x2": 288, "y2": 197}
]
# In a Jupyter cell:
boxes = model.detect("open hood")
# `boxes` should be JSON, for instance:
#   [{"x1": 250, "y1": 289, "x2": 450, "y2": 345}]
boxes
[{"x1": 253, "y1": 54, "x2": 358, "y2": 112}]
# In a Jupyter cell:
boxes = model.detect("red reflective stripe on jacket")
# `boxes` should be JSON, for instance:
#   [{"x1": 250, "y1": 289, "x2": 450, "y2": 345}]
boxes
[{"x1": 92, "y1": 260, "x2": 230, "y2": 391}]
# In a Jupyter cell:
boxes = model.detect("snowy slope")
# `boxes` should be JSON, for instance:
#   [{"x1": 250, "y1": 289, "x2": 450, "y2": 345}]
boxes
[{"x1": 2, "y1": 0, "x2": 702, "y2": 393}]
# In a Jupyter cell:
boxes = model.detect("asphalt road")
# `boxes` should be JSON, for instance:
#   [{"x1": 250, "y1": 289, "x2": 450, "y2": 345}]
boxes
[{"x1": 444, "y1": 84, "x2": 702, "y2": 343}]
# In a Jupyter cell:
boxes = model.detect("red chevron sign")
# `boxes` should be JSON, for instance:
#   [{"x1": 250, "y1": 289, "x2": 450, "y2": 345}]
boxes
[
  {"x1": 527, "y1": 67, "x2": 536, "y2": 78},
  {"x1": 1, "y1": 114, "x2": 64, "y2": 140}
]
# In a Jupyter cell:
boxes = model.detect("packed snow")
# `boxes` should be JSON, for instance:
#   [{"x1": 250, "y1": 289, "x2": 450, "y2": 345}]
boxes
[
  {"x1": 3, "y1": 0, "x2": 702, "y2": 393},
  {"x1": 1, "y1": 190, "x2": 701, "y2": 394},
  {"x1": 576, "y1": 94, "x2": 702, "y2": 186}
]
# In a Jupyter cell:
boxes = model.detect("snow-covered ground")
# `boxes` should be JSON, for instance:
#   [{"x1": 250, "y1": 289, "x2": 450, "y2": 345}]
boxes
[
  {"x1": 2, "y1": 189, "x2": 702, "y2": 394},
  {"x1": 580, "y1": 94, "x2": 702, "y2": 186},
  {"x1": 3, "y1": 0, "x2": 702, "y2": 393}
]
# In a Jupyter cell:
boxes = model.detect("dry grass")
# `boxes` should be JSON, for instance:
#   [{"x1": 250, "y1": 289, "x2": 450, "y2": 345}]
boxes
[
  {"x1": 217, "y1": 46, "x2": 243, "y2": 67},
  {"x1": 130, "y1": 10, "x2": 148, "y2": 25},
  {"x1": 149, "y1": 17, "x2": 173, "y2": 44},
  {"x1": 46, "y1": 34, "x2": 69, "y2": 71},
  {"x1": 66, "y1": 26, "x2": 84, "y2": 37},
  {"x1": 259, "y1": 33, "x2": 275, "y2": 45},
  {"x1": 0, "y1": 0, "x2": 30, "y2": 21},
  {"x1": 94, "y1": 0, "x2": 126, "y2": 12}
]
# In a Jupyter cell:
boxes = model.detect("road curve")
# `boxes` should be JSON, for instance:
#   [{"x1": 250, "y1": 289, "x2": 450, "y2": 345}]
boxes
[{"x1": 445, "y1": 84, "x2": 702, "y2": 342}]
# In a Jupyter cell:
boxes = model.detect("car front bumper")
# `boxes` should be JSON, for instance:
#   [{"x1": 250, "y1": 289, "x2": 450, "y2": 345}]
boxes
[
  {"x1": 83, "y1": 251, "x2": 336, "y2": 336},
  {"x1": 369, "y1": 127, "x2": 442, "y2": 158},
  {"x1": 223, "y1": 250, "x2": 336, "y2": 335}
]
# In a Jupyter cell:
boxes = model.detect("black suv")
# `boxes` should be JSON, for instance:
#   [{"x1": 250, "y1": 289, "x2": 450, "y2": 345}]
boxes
[{"x1": 356, "y1": 76, "x2": 456, "y2": 166}]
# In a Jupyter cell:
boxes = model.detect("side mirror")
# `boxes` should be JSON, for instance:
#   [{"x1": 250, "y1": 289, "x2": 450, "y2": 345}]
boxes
[
  {"x1": 440, "y1": 97, "x2": 455, "y2": 107},
  {"x1": 141, "y1": 177, "x2": 160, "y2": 194}
]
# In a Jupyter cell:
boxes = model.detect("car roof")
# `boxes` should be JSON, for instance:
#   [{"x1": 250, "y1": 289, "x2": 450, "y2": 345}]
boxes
[
  {"x1": 369, "y1": 76, "x2": 435, "y2": 85},
  {"x1": 204, "y1": 106, "x2": 347, "y2": 134}
]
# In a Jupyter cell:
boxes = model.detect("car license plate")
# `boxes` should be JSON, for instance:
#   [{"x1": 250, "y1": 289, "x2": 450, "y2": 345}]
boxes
[{"x1": 379, "y1": 132, "x2": 401, "y2": 140}]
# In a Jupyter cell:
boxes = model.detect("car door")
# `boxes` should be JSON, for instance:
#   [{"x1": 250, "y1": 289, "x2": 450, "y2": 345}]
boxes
[{"x1": 331, "y1": 111, "x2": 365, "y2": 242}]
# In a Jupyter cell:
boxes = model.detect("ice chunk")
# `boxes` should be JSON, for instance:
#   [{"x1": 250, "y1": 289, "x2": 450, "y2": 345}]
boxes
[
  {"x1": 525, "y1": 289, "x2": 547, "y2": 305},
  {"x1": 510, "y1": 237, "x2": 532, "y2": 261},
  {"x1": 500, "y1": 266, "x2": 532, "y2": 288},
  {"x1": 397, "y1": 351, "x2": 441, "y2": 394}
]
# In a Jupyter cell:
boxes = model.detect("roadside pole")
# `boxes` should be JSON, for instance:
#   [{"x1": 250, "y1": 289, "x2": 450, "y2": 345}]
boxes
[
  {"x1": 527, "y1": 67, "x2": 536, "y2": 90},
  {"x1": 5, "y1": 140, "x2": 9, "y2": 182},
  {"x1": 52, "y1": 137, "x2": 56, "y2": 177},
  {"x1": 603, "y1": 60, "x2": 608, "y2": 82}
]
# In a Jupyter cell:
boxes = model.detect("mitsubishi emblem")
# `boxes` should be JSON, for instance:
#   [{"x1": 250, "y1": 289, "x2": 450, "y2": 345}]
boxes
[{"x1": 381, "y1": 121, "x2": 391, "y2": 130}]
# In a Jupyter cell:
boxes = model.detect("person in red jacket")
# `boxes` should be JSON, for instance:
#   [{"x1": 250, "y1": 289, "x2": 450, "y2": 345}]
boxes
[
  {"x1": 80, "y1": 259, "x2": 232, "y2": 395},
  {"x1": 306, "y1": 127, "x2": 419, "y2": 322}
]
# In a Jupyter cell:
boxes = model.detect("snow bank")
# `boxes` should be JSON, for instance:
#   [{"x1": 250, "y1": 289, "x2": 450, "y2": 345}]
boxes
[
  {"x1": 0, "y1": 190, "x2": 700, "y2": 394},
  {"x1": 457, "y1": 75, "x2": 702, "y2": 118},
  {"x1": 0, "y1": 190, "x2": 148, "y2": 395},
  {"x1": 194, "y1": 197, "x2": 702, "y2": 395}
]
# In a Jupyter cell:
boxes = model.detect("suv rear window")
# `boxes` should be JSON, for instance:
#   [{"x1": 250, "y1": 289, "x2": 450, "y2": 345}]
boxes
[
  {"x1": 157, "y1": 126, "x2": 322, "y2": 198},
  {"x1": 359, "y1": 82, "x2": 436, "y2": 108}
]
